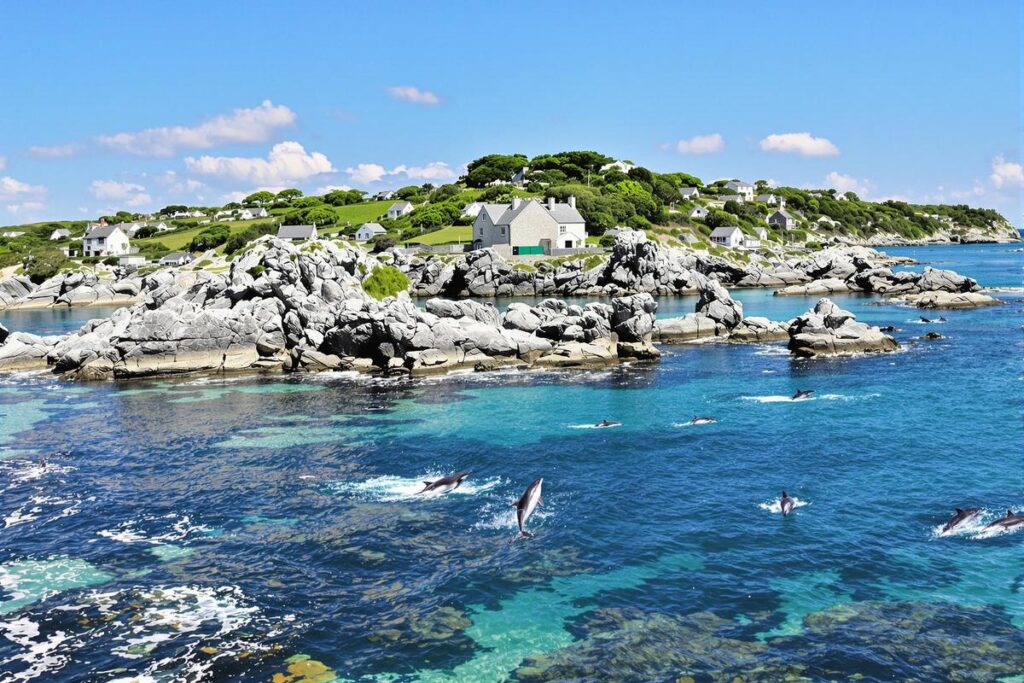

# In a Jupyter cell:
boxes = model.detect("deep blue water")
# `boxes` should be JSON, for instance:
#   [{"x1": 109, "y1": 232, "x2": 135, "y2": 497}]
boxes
[{"x1": 0, "y1": 244, "x2": 1021, "y2": 682}]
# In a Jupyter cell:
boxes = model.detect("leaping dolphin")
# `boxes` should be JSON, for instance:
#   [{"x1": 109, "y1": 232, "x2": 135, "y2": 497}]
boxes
[
  {"x1": 418, "y1": 471, "x2": 470, "y2": 495},
  {"x1": 792, "y1": 390, "x2": 814, "y2": 400},
  {"x1": 595, "y1": 420, "x2": 621, "y2": 428},
  {"x1": 688, "y1": 416, "x2": 717, "y2": 425},
  {"x1": 780, "y1": 490, "x2": 796, "y2": 516},
  {"x1": 511, "y1": 478, "x2": 544, "y2": 538},
  {"x1": 983, "y1": 510, "x2": 1024, "y2": 531},
  {"x1": 919, "y1": 316, "x2": 933, "y2": 323},
  {"x1": 942, "y1": 507, "x2": 981, "y2": 532}
]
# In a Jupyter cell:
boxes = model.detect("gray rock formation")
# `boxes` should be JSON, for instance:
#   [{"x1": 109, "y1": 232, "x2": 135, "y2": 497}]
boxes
[
  {"x1": 788, "y1": 298, "x2": 899, "y2": 357},
  {"x1": 0, "y1": 238, "x2": 660, "y2": 380}
]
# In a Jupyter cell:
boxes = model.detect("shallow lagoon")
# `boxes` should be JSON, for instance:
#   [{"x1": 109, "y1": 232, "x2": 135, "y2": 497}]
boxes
[{"x1": 0, "y1": 243, "x2": 1021, "y2": 681}]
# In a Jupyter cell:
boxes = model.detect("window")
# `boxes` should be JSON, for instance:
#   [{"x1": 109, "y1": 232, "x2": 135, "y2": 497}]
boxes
[
  {"x1": 479, "y1": 227, "x2": 483, "y2": 236},
  {"x1": 500, "y1": 227, "x2": 505, "y2": 235},
  {"x1": 559, "y1": 226, "x2": 566, "y2": 234}
]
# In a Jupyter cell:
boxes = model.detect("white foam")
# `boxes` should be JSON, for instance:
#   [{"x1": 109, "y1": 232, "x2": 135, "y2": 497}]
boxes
[
  {"x1": 97, "y1": 514, "x2": 208, "y2": 546},
  {"x1": 0, "y1": 617, "x2": 73, "y2": 682},
  {"x1": 329, "y1": 473, "x2": 504, "y2": 502},
  {"x1": 569, "y1": 422, "x2": 621, "y2": 429},
  {"x1": 673, "y1": 419, "x2": 717, "y2": 427},
  {"x1": 472, "y1": 503, "x2": 551, "y2": 531},
  {"x1": 759, "y1": 497, "x2": 811, "y2": 514},
  {"x1": 740, "y1": 393, "x2": 879, "y2": 404}
]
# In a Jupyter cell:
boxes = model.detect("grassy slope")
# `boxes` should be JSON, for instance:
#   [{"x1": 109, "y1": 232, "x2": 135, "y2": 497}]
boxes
[
  {"x1": 135, "y1": 220, "x2": 263, "y2": 251},
  {"x1": 402, "y1": 225, "x2": 473, "y2": 245}
]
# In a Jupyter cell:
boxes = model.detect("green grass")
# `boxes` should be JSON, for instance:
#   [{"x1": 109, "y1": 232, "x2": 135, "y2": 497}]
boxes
[
  {"x1": 135, "y1": 221, "x2": 262, "y2": 251},
  {"x1": 303, "y1": 201, "x2": 392, "y2": 236},
  {"x1": 362, "y1": 265, "x2": 410, "y2": 300},
  {"x1": 402, "y1": 225, "x2": 472, "y2": 245}
]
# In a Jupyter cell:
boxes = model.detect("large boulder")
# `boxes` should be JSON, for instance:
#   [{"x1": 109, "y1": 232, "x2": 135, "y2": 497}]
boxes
[
  {"x1": 788, "y1": 298, "x2": 899, "y2": 357},
  {"x1": 695, "y1": 277, "x2": 743, "y2": 328},
  {"x1": 917, "y1": 267, "x2": 979, "y2": 293},
  {"x1": 729, "y1": 317, "x2": 789, "y2": 342}
]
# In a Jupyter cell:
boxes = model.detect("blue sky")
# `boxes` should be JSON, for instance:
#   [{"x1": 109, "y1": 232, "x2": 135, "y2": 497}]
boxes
[{"x1": 1, "y1": 1, "x2": 1020, "y2": 225}]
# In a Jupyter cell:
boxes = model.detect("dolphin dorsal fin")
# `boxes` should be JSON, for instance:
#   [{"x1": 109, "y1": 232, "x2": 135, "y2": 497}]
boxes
[
  {"x1": 955, "y1": 508, "x2": 964, "y2": 514},
  {"x1": 423, "y1": 481, "x2": 433, "y2": 486}
]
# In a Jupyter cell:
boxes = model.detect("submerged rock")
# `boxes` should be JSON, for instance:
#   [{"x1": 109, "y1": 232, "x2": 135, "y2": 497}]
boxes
[
  {"x1": 897, "y1": 290, "x2": 1001, "y2": 309},
  {"x1": 788, "y1": 298, "x2": 899, "y2": 357}
]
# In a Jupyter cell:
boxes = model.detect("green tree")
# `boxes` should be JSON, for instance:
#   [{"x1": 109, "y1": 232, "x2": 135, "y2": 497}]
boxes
[
  {"x1": 22, "y1": 249, "x2": 67, "y2": 284},
  {"x1": 244, "y1": 191, "x2": 276, "y2": 206},
  {"x1": 464, "y1": 153, "x2": 529, "y2": 187},
  {"x1": 276, "y1": 188, "x2": 303, "y2": 202},
  {"x1": 303, "y1": 207, "x2": 336, "y2": 226},
  {"x1": 187, "y1": 225, "x2": 231, "y2": 251}
]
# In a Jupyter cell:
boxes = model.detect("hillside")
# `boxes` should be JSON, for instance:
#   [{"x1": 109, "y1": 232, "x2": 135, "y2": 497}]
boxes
[{"x1": 0, "y1": 150, "x2": 1016, "y2": 282}]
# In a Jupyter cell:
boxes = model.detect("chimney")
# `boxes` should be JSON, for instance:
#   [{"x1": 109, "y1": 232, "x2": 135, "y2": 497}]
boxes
[
  {"x1": 511, "y1": 197, "x2": 522, "y2": 210},
  {"x1": 568, "y1": 195, "x2": 576, "y2": 209},
  {"x1": 547, "y1": 196, "x2": 555, "y2": 210}
]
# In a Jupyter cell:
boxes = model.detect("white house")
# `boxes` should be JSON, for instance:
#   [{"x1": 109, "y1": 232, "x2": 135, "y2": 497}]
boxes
[
  {"x1": 601, "y1": 160, "x2": 636, "y2": 174},
  {"x1": 119, "y1": 254, "x2": 146, "y2": 267},
  {"x1": 238, "y1": 207, "x2": 269, "y2": 220},
  {"x1": 768, "y1": 209, "x2": 797, "y2": 231},
  {"x1": 718, "y1": 194, "x2": 744, "y2": 203},
  {"x1": 159, "y1": 252, "x2": 194, "y2": 266},
  {"x1": 472, "y1": 196, "x2": 587, "y2": 256},
  {"x1": 1, "y1": 231, "x2": 25, "y2": 238},
  {"x1": 689, "y1": 206, "x2": 709, "y2": 220},
  {"x1": 374, "y1": 190, "x2": 395, "y2": 201},
  {"x1": 50, "y1": 228, "x2": 71, "y2": 240},
  {"x1": 355, "y1": 223, "x2": 387, "y2": 242},
  {"x1": 83, "y1": 224, "x2": 131, "y2": 257},
  {"x1": 725, "y1": 181, "x2": 755, "y2": 201},
  {"x1": 461, "y1": 202, "x2": 483, "y2": 218},
  {"x1": 387, "y1": 201, "x2": 415, "y2": 219},
  {"x1": 60, "y1": 246, "x2": 78, "y2": 257},
  {"x1": 755, "y1": 227, "x2": 769, "y2": 240},
  {"x1": 679, "y1": 187, "x2": 701, "y2": 201},
  {"x1": 709, "y1": 226, "x2": 745, "y2": 249},
  {"x1": 756, "y1": 193, "x2": 785, "y2": 208},
  {"x1": 276, "y1": 224, "x2": 318, "y2": 242},
  {"x1": 510, "y1": 166, "x2": 530, "y2": 186}
]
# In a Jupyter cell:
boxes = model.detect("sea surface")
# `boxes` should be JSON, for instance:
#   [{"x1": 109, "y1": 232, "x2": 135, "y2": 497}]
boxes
[{"x1": 0, "y1": 243, "x2": 1021, "y2": 682}]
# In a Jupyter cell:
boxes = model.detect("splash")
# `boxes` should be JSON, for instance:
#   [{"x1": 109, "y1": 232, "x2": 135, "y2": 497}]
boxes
[
  {"x1": 568, "y1": 422, "x2": 621, "y2": 429},
  {"x1": 759, "y1": 497, "x2": 811, "y2": 514},
  {"x1": 740, "y1": 393, "x2": 879, "y2": 403},
  {"x1": 327, "y1": 473, "x2": 504, "y2": 502}
]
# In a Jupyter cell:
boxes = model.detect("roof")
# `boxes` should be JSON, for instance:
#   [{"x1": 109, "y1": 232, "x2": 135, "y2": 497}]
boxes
[
  {"x1": 482, "y1": 198, "x2": 585, "y2": 226},
  {"x1": 726, "y1": 180, "x2": 752, "y2": 188},
  {"x1": 756, "y1": 194, "x2": 776, "y2": 202},
  {"x1": 277, "y1": 224, "x2": 317, "y2": 239},
  {"x1": 480, "y1": 203, "x2": 510, "y2": 223},
  {"x1": 771, "y1": 209, "x2": 795, "y2": 220},
  {"x1": 547, "y1": 203, "x2": 585, "y2": 224},
  {"x1": 679, "y1": 187, "x2": 700, "y2": 195},
  {"x1": 85, "y1": 224, "x2": 125, "y2": 239},
  {"x1": 160, "y1": 252, "x2": 192, "y2": 262},
  {"x1": 710, "y1": 226, "x2": 743, "y2": 238},
  {"x1": 689, "y1": 205, "x2": 708, "y2": 214},
  {"x1": 357, "y1": 222, "x2": 386, "y2": 233},
  {"x1": 389, "y1": 201, "x2": 414, "y2": 210}
]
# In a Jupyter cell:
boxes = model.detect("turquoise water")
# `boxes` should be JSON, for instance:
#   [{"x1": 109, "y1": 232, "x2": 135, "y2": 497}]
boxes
[{"x1": 0, "y1": 244, "x2": 1021, "y2": 681}]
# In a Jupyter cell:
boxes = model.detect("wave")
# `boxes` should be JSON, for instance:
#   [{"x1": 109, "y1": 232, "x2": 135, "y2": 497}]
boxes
[
  {"x1": 673, "y1": 420, "x2": 718, "y2": 427},
  {"x1": 472, "y1": 503, "x2": 552, "y2": 531},
  {"x1": 740, "y1": 393, "x2": 879, "y2": 404},
  {"x1": 569, "y1": 422, "x2": 622, "y2": 429},
  {"x1": 759, "y1": 497, "x2": 810, "y2": 514},
  {"x1": 327, "y1": 473, "x2": 504, "y2": 502},
  {"x1": 97, "y1": 514, "x2": 209, "y2": 546},
  {"x1": 932, "y1": 508, "x2": 1024, "y2": 540}
]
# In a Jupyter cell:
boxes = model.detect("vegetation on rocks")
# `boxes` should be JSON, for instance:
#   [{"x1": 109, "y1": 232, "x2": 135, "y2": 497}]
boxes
[{"x1": 362, "y1": 265, "x2": 410, "y2": 300}]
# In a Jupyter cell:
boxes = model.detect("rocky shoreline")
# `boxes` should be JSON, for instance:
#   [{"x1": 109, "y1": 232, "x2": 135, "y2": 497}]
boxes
[{"x1": 0, "y1": 233, "x2": 993, "y2": 380}]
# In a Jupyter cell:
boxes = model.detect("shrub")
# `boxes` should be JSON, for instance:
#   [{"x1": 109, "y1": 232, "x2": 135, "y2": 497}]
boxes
[
  {"x1": 188, "y1": 224, "x2": 231, "y2": 251},
  {"x1": 599, "y1": 233, "x2": 617, "y2": 247},
  {"x1": 102, "y1": 256, "x2": 119, "y2": 266},
  {"x1": 371, "y1": 236, "x2": 397, "y2": 253},
  {"x1": 362, "y1": 265, "x2": 410, "y2": 300},
  {"x1": 23, "y1": 249, "x2": 68, "y2": 284}
]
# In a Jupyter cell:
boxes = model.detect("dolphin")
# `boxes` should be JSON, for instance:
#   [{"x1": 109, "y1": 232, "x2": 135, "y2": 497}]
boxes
[
  {"x1": 792, "y1": 390, "x2": 814, "y2": 400},
  {"x1": 688, "y1": 416, "x2": 717, "y2": 425},
  {"x1": 595, "y1": 420, "x2": 621, "y2": 428},
  {"x1": 942, "y1": 507, "x2": 981, "y2": 532},
  {"x1": 938, "y1": 316, "x2": 947, "y2": 322},
  {"x1": 919, "y1": 316, "x2": 933, "y2": 323},
  {"x1": 511, "y1": 478, "x2": 544, "y2": 538},
  {"x1": 418, "y1": 471, "x2": 470, "y2": 495},
  {"x1": 984, "y1": 509, "x2": 1024, "y2": 531},
  {"x1": 780, "y1": 490, "x2": 796, "y2": 516}
]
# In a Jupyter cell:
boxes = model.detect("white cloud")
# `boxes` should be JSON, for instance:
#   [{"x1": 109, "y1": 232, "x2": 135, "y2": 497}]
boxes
[
  {"x1": 5, "y1": 201, "x2": 45, "y2": 214},
  {"x1": 665, "y1": 133, "x2": 725, "y2": 155},
  {"x1": 990, "y1": 155, "x2": 1024, "y2": 189},
  {"x1": 345, "y1": 163, "x2": 389, "y2": 184},
  {"x1": 760, "y1": 132, "x2": 840, "y2": 157},
  {"x1": 386, "y1": 86, "x2": 441, "y2": 105},
  {"x1": 89, "y1": 179, "x2": 152, "y2": 207},
  {"x1": 344, "y1": 160, "x2": 457, "y2": 185},
  {"x1": 29, "y1": 143, "x2": 81, "y2": 158},
  {"x1": 97, "y1": 100, "x2": 296, "y2": 157},
  {"x1": 0, "y1": 176, "x2": 45, "y2": 200},
  {"x1": 186, "y1": 141, "x2": 335, "y2": 186},
  {"x1": 824, "y1": 171, "x2": 870, "y2": 195}
]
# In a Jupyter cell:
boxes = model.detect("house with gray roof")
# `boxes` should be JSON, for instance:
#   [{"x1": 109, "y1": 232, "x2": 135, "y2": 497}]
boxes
[
  {"x1": 510, "y1": 166, "x2": 530, "y2": 186},
  {"x1": 50, "y1": 228, "x2": 71, "y2": 240},
  {"x1": 276, "y1": 224, "x2": 318, "y2": 242},
  {"x1": 355, "y1": 223, "x2": 387, "y2": 242},
  {"x1": 756, "y1": 193, "x2": 785, "y2": 208},
  {"x1": 767, "y1": 209, "x2": 797, "y2": 231},
  {"x1": 387, "y1": 201, "x2": 415, "y2": 219},
  {"x1": 83, "y1": 224, "x2": 131, "y2": 257},
  {"x1": 718, "y1": 194, "x2": 744, "y2": 203},
  {"x1": 709, "y1": 226, "x2": 745, "y2": 249},
  {"x1": 159, "y1": 252, "x2": 194, "y2": 266},
  {"x1": 679, "y1": 187, "x2": 700, "y2": 201},
  {"x1": 689, "y1": 205, "x2": 709, "y2": 220},
  {"x1": 472, "y1": 196, "x2": 586, "y2": 256},
  {"x1": 725, "y1": 180, "x2": 754, "y2": 201}
]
